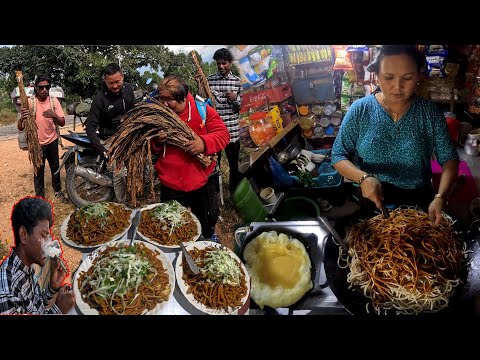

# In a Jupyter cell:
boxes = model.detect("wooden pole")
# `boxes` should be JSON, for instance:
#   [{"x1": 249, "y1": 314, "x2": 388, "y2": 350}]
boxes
[{"x1": 16, "y1": 70, "x2": 42, "y2": 175}]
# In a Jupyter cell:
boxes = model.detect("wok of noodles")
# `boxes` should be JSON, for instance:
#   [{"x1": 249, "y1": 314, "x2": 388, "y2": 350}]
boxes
[
  {"x1": 337, "y1": 207, "x2": 468, "y2": 315},
  {"x1": 137, "y1": 201, "x2": 201, "y2": 248},
  {"x1": 62, "y1": 202, "x2": 132, "y2": 249},
  {"x1": 74, "y1": 240, "x2": 174, "y2": 315}
]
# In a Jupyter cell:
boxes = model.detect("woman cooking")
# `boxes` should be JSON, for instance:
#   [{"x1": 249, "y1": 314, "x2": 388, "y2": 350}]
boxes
[{"x1": 331, "y1": 45, "x2": 459, "y2": 226}]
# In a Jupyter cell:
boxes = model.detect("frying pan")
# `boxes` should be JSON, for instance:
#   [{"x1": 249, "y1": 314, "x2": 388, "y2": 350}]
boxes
[
  {"x1": 238, "y1": 222, "x2": 326, "y2": 312},
  {"x1": 323, "y1": 215, "x2": 480, "y2": 316}
]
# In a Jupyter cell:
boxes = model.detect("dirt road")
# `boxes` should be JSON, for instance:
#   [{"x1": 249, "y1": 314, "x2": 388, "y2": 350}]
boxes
[{"x1": 0, "y1": 118, "x2": 83, "y2": 279}]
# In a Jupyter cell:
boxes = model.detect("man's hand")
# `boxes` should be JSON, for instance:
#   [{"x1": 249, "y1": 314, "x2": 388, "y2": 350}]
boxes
[
  {"x1": 225, "y1": 91, "x2": 238, "y2": 101},
  {"x1": 43, "y1": 108, "x2": 57, "y2": 121},
  {"x1": 55, "y1": 284, "x2": 75, "y2": 314},
  {"x1": 184, "y1": 131, "x2": 205, "y2": 156},
  {"x1": 154, "y1": 130, "x2": 168, "y2": 144},
  {"x1": 20, "y1": 108, "x2": 29, "y2": 120},
  {"x1": 50, "y1": 257, "x2": 68, "y2": 291}
]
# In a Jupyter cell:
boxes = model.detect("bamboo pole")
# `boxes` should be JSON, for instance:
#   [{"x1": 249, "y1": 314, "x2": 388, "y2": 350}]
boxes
[
  {"x1": 16, "y1": 70, "x2": 42, "y2": 175},
  {"x1": 190, "y1": 51, "x2": 216, "y2": 110}
]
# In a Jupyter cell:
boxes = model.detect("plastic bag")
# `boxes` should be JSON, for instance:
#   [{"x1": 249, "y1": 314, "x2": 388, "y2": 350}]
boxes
[{"x1": 269, "y1": 156, "x2": 293, "y2": 187}]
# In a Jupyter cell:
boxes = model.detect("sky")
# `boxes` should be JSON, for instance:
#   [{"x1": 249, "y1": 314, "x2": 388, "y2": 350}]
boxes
[{"x1": 166, "y1": 45, "x2": 224, "y2": 63}]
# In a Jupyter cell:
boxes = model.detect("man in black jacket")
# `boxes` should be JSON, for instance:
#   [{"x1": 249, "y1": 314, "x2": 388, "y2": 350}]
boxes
[{"x1": 86, "y1": 63, "x2": 135, "y2": 203}]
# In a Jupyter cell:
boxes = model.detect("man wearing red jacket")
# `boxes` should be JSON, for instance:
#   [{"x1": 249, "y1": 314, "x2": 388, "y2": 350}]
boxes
[{"x1": 151, "y1": 75, "x2": 230, "y2": 241}]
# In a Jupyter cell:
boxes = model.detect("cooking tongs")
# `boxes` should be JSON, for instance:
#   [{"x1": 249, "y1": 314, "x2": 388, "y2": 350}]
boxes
[
  {"x1": 380, "y1": 202, "x2": 390, "y2": 219},
  {"x1": 317, "y1": 216, "x2": 348, "y2": 251}
]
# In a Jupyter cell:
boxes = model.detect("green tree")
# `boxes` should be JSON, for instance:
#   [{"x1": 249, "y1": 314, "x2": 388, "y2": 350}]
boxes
[{"x1": 0, "y1": 45, "x2": 218, "y2": 112}]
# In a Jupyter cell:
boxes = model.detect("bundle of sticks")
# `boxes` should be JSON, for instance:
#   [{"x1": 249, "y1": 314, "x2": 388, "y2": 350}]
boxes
[
  {"x1": 190, "y1": 51, "x2": 216, "y2": 110},
  {"x1": 16, "y1": 70, "x2": 42, "y2": 175},
  {"x1": 105, "y1": 100, "x2": 216, "y2": 205}
]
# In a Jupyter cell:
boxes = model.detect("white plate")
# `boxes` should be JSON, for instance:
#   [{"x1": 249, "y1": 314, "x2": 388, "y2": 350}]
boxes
[
  {"x1": 73, "y1": 239, "x2": 175, "y2": 315},
  {"x1": 136, "y1": 203, "x2": 201, "y2": 249},
  {"x1": 60, "y1": 203, "x2": 134, "y2": 250},
  {"x1": 175, "y1": 241, "x2": 250, "y2": 315}
]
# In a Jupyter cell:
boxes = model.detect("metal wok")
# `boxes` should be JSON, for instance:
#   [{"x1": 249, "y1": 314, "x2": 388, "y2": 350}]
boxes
[
  {"x1": 323, "y1": 215, "x2": 480, "y2": 316},
  {"x1": 236, "y1": 221, "x2": 331, "y2": 313}
]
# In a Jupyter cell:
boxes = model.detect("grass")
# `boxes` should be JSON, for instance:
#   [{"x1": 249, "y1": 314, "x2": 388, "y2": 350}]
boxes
[{"x1": 0, "y1": 108, "x2": 17, "y2": 127}]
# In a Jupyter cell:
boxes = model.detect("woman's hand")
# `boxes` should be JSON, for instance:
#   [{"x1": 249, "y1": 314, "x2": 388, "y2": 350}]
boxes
[
  {"x1": 360, "y1": 176, "x2": 385, "y2": 212},
  {"x1": 428, "y1": 197, "x2": 444, "y2": 226},
  {"x1": 184, "y1": 131, "x2": 205, "y2": 156}
]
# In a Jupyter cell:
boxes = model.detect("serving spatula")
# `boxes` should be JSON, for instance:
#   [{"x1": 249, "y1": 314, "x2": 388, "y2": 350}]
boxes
[
  {"x1": 128, "y1": 211, "x2": 142, "y2": 246},
  {"x1": 179, "y1": 241, "x2": 199, "y2": 274}
]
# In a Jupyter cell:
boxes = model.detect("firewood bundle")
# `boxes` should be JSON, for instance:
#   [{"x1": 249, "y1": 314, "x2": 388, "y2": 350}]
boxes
[
  {"x1": 105, "y1": 100, "x2": 216, "y2": 205},
  {"x1": 16, "y1": 70, "x2": 42, "y2": 175},
  {"x1": 190, "y1": 51, "x2": 216, "y2": 110}
]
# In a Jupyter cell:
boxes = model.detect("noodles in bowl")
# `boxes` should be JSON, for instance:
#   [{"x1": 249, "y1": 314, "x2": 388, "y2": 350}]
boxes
[{"x1": 338, "y1": 207, "x2": 467, "y2": 315}]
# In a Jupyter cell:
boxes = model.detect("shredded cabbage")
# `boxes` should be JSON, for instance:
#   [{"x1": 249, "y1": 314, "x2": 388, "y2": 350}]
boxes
[
  {"x1": 202, "y1": 248, "x2": 241, "y2": 286},
  {"x1": 80, "y1": 246, "x2": 157, "y2": 308}
]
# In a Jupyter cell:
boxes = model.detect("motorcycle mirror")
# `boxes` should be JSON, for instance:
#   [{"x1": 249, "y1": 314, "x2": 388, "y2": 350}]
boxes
[{"x1": 146, "y1": 78, "x2": 153, "y2": 85}]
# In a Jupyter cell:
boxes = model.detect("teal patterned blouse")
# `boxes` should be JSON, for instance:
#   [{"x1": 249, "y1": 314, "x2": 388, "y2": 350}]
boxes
[{"x1": 331, "y1": 94, "x2": 459, "y2": 189}]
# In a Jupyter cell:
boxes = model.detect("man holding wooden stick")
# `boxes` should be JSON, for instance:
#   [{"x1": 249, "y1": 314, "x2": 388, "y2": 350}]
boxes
[{"x1": 18, "y1": 75, "x2": 68, "y2": 203}]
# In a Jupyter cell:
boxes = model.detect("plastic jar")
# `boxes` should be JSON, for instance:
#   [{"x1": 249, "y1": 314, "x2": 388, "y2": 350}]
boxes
[
  {"x1": 248, "y1": 112, "x2": 276, "y2": 147},
  {"x1": 444, "y1": 111, "x2": 459, "y2": 144}
]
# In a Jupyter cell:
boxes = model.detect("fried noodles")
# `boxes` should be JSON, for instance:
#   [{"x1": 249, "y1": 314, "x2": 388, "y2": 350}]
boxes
[
  {"x1": 338, "y1": 207, "x2": 466, "y2": 315},
  {"x1": 138, "y1": 201, "x2": 199, "y2": 246},
  {"x1": 77, "y1": 242, "x2": 171, "y2": 315},
  {"x1": 181, "y1": 245, "x2": 248, "y2": 313},
  {"x1": 66, "y1": 202, "x2": 132, "y2": 246}
]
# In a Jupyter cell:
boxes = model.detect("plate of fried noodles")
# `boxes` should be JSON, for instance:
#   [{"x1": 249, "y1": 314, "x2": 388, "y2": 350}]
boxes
[
  {"x1": 326, "y1": 207, "x2": 470, "y2": 315},
  {"x1": 74, "y1": 239, "x2": 175, "y2": 315},
  {"x1": 175, "y1": 241, "x2": 251, "y2": 315},
  {"x1": 137, "y1": 200, "x2": 201, "y2": 249},
  {"x1": 61, "y1": 202, "x2": 133, "y2": 249}
]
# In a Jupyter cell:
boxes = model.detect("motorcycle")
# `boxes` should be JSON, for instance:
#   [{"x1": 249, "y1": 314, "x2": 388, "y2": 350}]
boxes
[
  {"x1": 57, "y1": 81, "x2": 159, "y2": 207},
  {"x1": 54, "y1": 130, "x2": 115, "y2": 208}
]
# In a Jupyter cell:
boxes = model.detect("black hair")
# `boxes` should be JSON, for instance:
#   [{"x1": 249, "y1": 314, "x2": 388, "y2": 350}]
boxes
[
  {"x1": 158, "y1": 75, "x2": 189, "y2": 103},
  {"x1": 213, "y1": 48, "x2": 233, "y2": 63},
  {"x1": 103, "y1": 62, "x2": 122, "y2": 77},
  {"x1": 366, "y1": 45, "x2": 425, "y2": 74},
  {"x1": 33, "y1": 74, "x2": 51, "y2": 95},
  {"x1": 11, "y1": 197, "x2": 52, "y2": 247}
]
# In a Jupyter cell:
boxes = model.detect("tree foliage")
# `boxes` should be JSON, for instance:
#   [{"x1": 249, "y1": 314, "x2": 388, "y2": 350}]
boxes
[{"x1": 0, "y1": 45, "x2": 218, "y2": 104}]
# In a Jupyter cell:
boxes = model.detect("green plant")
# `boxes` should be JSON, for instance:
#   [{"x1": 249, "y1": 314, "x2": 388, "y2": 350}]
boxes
[{"x1": 296, "y1": 170, "x2": 316, "y2": 187}]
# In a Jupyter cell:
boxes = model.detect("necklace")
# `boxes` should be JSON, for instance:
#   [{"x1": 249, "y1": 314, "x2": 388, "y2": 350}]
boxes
[
  {"x1": 382, "y1": 93, "x2": 399, "y2": 121},
  {"x1": 187, "y1": 101, "x2": 191, "y2": 122}
]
